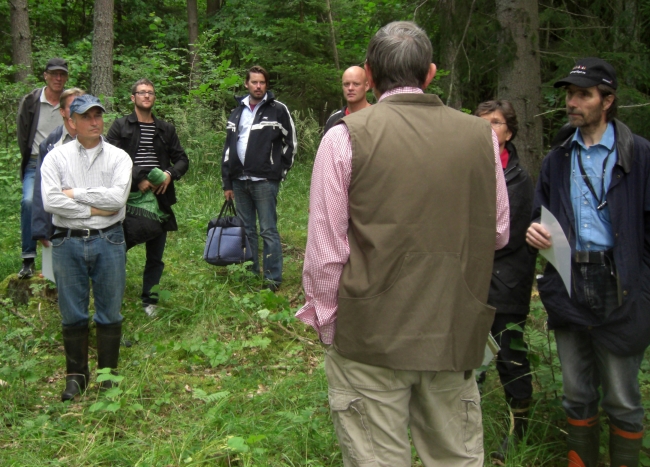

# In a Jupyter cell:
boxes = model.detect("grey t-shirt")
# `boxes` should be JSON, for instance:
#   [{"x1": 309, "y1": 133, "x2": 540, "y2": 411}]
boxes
[{"x1": 31, "y1": 87, "x2": 63, "y2": 156}]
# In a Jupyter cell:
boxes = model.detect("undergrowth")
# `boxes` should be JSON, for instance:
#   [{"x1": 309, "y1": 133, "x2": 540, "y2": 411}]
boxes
[{"x1": 1, "y1": 110, "x2": 649, "y2": 466}]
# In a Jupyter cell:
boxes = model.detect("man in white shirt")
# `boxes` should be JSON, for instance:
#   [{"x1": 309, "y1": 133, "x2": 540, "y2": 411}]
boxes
[{"x1": 41, "y1": 95, "x2": 132, "y2": 401}]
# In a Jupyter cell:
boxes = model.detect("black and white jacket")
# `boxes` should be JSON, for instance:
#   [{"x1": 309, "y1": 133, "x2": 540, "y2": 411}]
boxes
[
  {"x1": 323, "y1": 106, "x2": 347, "y2": 135},
  {"x1": 221, "y1": 91, "x2": 297, "y2": 191}
]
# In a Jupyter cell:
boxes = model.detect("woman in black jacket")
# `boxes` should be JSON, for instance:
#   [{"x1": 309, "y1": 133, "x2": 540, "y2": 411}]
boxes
[{"x1": 475, "y1": 100, "x2": 537, "y2": 462}]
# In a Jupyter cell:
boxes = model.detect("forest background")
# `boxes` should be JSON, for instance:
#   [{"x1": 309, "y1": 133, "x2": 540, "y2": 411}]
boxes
[{"x1": 1, "y1": 0, "x2": 650, "y2": 466}]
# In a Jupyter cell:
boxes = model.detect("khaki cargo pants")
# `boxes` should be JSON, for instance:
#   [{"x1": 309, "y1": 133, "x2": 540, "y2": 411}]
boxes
[{"x1": 325, "y1": 347, "x2": 484, "y2": 467}]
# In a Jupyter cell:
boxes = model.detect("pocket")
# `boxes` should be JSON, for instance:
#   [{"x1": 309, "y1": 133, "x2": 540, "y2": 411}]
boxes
[
  {"x1": 460, "y1": 391, "x2": 483, "y2": 454},
  {"x1": 104, "y1": 228, "x2": 125, "y2": 246},
  {"x1": 328, "y1": 390, "x2": 378, "y2": 466}
]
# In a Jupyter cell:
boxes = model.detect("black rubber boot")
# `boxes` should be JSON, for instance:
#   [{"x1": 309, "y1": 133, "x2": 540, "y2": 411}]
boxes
[
  {"x1": 491, "y1": 398, "x2": 531, "y2": 463},
  {"x1": 96, "y1": 322, "x2": 122, "y2": 390},
  {"x1": 609, "y1": 424, "x2": 643, "y2": 467},
  {"x1": 567, "y1": 415, "x2": 600, "y2": 467},
  {"x1": 61, "y1": 324, "x2": 90, "y2": 401}
]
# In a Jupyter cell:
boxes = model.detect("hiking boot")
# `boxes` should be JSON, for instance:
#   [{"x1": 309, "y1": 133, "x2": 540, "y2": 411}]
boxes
[
  {"x1": 96, "y1": 322, "x2": 122, "y2": 390},
  {"x1": 143, "y1": 304, "x2": 158, "y2": 317},
  {"x1": 491, "y1": 398, "x2": 530, "y2": 463},
  {"x1": 61, "y1": 324, "x2": 90, "y2": 401},
  {"x1": 18, "y1": 260, "x2": 35, "y2": 279},
  {"x1": 609, "y1": 424, "x2": 643, "y2": 467},
  {"x1": 567, "y1": 415, "x2": 600, "y2": 467}
]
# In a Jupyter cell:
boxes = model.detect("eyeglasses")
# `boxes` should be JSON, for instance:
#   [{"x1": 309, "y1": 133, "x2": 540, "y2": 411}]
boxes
[
  {"x1": 135, "y1": 91, "x2": 155, "y2": 96},
  {"x1": 46, "y1": 71, "x2": 68, "y2": 78},
  {"x1": 489, "y1": 121, "x2": 507, "y2": 129}
]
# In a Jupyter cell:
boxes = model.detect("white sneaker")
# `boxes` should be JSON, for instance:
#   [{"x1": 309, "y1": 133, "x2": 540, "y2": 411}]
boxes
[{"x1": 143, "y1": 304, "x2": 158, "y2": 317}]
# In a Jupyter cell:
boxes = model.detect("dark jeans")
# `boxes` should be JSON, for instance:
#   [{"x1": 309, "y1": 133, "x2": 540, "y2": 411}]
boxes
[
  {"x1": 21, "y1": 159, "x2": 37, "y2": 260},
  {"x1": 555, "y1": 263, "x2": 643, "y2": 432},
  {"x1": 491, "y1": 313, "x2": 533, "y2": 403},
  {"x1": 139, "y1": 231, "x2": 167, "y2": 305},
  {"x1": 232, "y1": 179, "x2": 282, "y2": 285}
]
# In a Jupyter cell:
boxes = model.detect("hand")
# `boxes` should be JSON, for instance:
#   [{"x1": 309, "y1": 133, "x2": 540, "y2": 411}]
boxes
[
  {"x1": 154, "y1": 172, "x2": 172, "y2": 195},
  {"x1": 90, "y1": 207, "x2": 118, "y2": 217},
  {"x1": 39, "y1": 239, "x2": 51, "y2": 247},
  {"x1": 224, "y1": 190, "x2": 235, "y2": 201},
  {"x1": 62, "y1": 189, "x2": 74, "y2": 198},
  {"x1": 526, "y1": 223, "x2": 552, "y2": 250},
  {"x1": 138, "y1": 179, "x2": 155, "y2": 193}
]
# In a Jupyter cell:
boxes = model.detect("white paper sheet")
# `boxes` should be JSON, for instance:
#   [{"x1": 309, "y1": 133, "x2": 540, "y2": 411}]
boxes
[
  {"x1": 41, "y1": 244, "x2": 55, "y2": 283},
  {"x1": 540, "y1": 206, "x2": 571, "y2": 295}
]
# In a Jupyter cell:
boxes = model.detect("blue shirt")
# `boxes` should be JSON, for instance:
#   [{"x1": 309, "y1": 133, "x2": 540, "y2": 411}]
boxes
[{"x1": 570, "y1": 122, "x2": 617, "y2": 251}]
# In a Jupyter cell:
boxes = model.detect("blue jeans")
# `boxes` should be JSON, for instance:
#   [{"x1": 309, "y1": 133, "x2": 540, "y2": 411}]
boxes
[
  {"x1": 21, "y1": 160, "x2": 37, "y2": 260},
  {"x1": 232, "y1": 179, "x2": 282, "y2": 285},
  {"x1": 555, "y1": 263, "x2": 644, "y2": 432},
  {"x1": 51, "y1": 226, "x2": 127, "y2": 328}
]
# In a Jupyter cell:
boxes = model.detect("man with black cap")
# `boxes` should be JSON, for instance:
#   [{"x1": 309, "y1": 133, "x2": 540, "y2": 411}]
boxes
[
  {"x1": 16, "y1": 58, "x2": 69, "y2": 278},
  {"x1": 40, "y1": 94, "x2": 132, "y2": 401},
  {"x1": 527, "y1": 58, "x2": 650, "y2": 467}
]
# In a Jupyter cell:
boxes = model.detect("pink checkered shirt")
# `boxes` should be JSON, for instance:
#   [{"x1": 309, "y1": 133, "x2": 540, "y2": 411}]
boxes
[{"x1": 296, "y1": 87, "x2": 510, "y2": 344}]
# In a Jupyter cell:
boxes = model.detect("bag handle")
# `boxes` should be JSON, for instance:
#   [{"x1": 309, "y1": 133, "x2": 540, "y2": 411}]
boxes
[{"x1": 217, "y1": 199, "x2": 238, "y2": 220}]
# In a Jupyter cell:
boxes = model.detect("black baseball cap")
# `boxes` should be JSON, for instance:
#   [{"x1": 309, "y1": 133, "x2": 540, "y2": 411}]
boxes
[
  {"x1": 45, "y1": 58, "x2": 68, "y2": 73},
  {"x1": 553, "y1": 57, "x2": 617, "y2": 90}
]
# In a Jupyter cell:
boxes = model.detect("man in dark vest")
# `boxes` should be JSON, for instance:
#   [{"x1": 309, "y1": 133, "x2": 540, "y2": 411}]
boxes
[
  {"x1": 527, "y1": 58, "x2": 650, "y2": 467},
  {"x1": 297, "y1": 21, "x2": 510, "y2": 466}
]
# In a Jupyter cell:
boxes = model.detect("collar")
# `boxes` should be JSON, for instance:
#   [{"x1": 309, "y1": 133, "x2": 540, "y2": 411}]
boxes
[
  {"x1": 379, "y1": 87, "x2": 423, "y2": 102},
  {"x1": 75, "y1": 136, "x2": 105, "y2": 152},
  {"x1": 40, "y1": 87, "x2": 60, "y2": 108},
  {"x1": 571, "y1": 122, "x2": 615, "y2": 151},
  {"x1": 241, "y1": 93, "x2": 268, "y2": 108}
]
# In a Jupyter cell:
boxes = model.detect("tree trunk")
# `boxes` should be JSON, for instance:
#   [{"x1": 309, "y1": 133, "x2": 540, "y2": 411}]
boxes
[
  {"x1": 188, "y1": 0, "x2": 200, "y2": 89},
  {"x1": 324, "y1": 0, "x2": 340, "y2": 71},
  {"x1": 438, "y1": 0, "x2": 474, "y2": 109},
  {"x1": 496, "y1": 0, "x2": 543, "y2": 178},
  {"x1": 10, "y1": 0, "x2": 33, "y2": 82},
  {"x1": 207, "y1": 0, "x2": 224, "y2": 17},
  {"x1": 91, "y1": 0, "x2": 114, "y2": 105}
]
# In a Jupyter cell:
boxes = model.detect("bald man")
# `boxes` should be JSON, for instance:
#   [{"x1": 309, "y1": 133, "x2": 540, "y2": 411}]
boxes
[{"x1": 323, "y1": 66, "x2": 371, "y2": 134}]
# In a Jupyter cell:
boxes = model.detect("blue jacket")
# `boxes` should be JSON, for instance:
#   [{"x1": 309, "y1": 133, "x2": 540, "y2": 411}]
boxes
[
  {"x1": 32, "y1": 125, "x2": 69, "y2": 241},
  {"x1": 532, "y1": 119, "x2": 650, "y2": 356}
]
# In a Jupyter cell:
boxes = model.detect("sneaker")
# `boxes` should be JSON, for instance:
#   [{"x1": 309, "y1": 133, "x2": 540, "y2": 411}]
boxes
[
  {"x1": 143, "y1": 304, "x2": 158, "y2": 317},
  {"x1": 18, "y1": 261, "x2": 35, "y2": 279}
]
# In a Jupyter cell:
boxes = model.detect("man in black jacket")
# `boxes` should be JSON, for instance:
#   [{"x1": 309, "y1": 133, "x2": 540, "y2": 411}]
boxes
[
  {"x1": 107, "y1": 79, "x2": 189, "y2": 317},
  {"x1": 221, "y1": 66, "x2": 297, "y2": 290},
  {"x1": 527, "y1": 58, "x2": 650, "y2": 467},
  {"x1": 16, "y1": 58, "x2": 68, "y2": 278}
]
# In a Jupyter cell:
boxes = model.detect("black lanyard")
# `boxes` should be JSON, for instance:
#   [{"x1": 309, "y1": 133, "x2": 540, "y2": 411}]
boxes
[{"x1": 576, "y1": 145, "x2": 615, "y2": 210}]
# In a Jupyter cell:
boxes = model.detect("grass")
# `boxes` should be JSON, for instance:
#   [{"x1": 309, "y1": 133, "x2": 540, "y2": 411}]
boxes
[{"x1": 1, "y1": 114, "x2": 650, "y2": 466}]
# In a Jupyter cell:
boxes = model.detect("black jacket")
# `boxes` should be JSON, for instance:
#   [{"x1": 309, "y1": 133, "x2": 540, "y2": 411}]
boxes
[
  {"x1": 107, "y1": 112, "x2": 189, "y2": 231},
  {"x1": 221, "y1": 91, "x2": 296, "y2": 191},
  {"x1": 16, "y1": 88, "x2": 43, "y2": 180},
  {"x1": 533, "y1": 119, "x2": 650, "y2": 356},
  {"x1": 487, "y1": 142, "x2": 536, "y2": 315},
  {"x1": 323, "y1": 106, "x2": 346, "y2": 135}
]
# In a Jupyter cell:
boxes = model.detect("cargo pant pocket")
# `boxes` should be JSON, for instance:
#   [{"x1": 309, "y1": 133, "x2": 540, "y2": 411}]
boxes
[
  {"x1": 461, "y1": 392, "x2": 483, "y2": 454},
  {"x1": 329, "y1": 390, "x2": 379, "y2": 466}
]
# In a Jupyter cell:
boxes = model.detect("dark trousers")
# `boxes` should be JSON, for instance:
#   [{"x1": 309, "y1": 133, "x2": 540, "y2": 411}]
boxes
[
  {"x1": 491, "y1": 313, "x2": 533, "y2": 403},
  {"x1": 141, "y1": 231, "x2": 167, "y2": 305}
]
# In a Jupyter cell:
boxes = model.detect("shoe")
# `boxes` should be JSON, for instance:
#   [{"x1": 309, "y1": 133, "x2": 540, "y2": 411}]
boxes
[
  {"x1": 143, "y1": 304, "x2": 158, "y2": 317},
  {"x1": 566, "y1": 415, "x2": 600, "y2": 467},
  {"x1": 491, "y1": 398, "x2": 530, "y2": 463},
  {"x1": 609, "y1": 424, "x2": 642, "y2": 467},
  {"x1": 18, "y1": 260, "x2": 35, "y2": 279}
]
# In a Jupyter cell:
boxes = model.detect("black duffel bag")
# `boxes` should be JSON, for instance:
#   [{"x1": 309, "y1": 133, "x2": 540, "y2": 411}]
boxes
[{"x1": 203, "y1": 200, "x2": 253, "y2": 266}]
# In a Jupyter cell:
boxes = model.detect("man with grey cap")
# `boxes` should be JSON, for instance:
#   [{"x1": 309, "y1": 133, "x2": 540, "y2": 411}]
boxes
[
  {"x1": 40, "y1": 94, "x2": 132, "y2": 402},
  {"x1": 16, "y1": 57, "x2": 69, "y2": 279},
  {"x1": 527, "y1": 58, "x2": 650, "y2": 467}
]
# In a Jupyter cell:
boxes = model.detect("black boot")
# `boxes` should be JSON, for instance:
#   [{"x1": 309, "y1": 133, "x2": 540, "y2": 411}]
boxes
[
  {"x1": 491, "y1": 398, "x2": 531, "y2": 463},
  {"x1": 61, "y1": 324, "x2": 90, "y2": 401},
  {"x1": 609, "y1": 424, "x2": 643, "y2": 467},
  {"x1": 567, "y1": 415, "x2": 600, "y2": 467},
  {"x1": 96, "y1": 322, "x2": 122, "y2": 390}
]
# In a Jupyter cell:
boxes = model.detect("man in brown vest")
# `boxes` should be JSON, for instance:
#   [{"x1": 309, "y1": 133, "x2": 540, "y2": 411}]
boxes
[{"x1": 297, "y1": 21, "x2": 510, "y2": 467}]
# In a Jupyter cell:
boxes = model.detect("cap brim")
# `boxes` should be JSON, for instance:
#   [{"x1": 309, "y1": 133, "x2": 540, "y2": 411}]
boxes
[
  {"x1": 46, "y1": 66, "x2": 68, "y2": 72},
  {"x1": 73, "y1": 104, "x2": 106, "y2": 115},
  {"x1": 553, "y1": 75, "x2": 601, "y2": 88}
]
